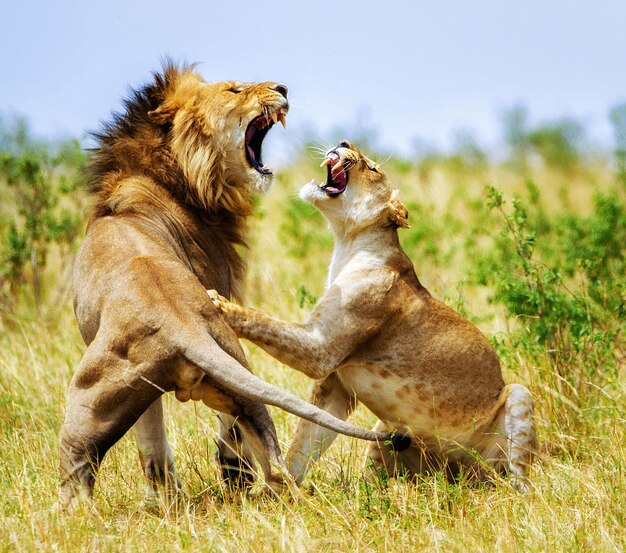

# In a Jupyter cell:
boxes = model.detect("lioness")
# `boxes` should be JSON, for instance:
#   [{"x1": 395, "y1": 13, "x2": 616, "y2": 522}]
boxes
[
  {"x1": 209, "y1": 141, "x2": 537, "y2": 490},
  {"x1": 60, "y1": 68, "x2": 390, "y2": 506}
]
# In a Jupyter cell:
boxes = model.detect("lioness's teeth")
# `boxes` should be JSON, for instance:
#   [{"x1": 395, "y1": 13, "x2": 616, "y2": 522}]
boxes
[
  {"x1": 278, "y1": 112, "x2": 287, "y2": 128},
  {"x1": 320, "y1": 158, "x2": 332, "y2": 167},
  {"x1": 332, "y1": 161, "x2": 343, "y2": 173},
  {"x1": 271, "y1": 111, "x2": 278, "y2": 124}
]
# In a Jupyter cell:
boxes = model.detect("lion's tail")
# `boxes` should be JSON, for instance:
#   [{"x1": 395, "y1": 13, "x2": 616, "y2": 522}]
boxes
[{"x1": 183, "y1": 336, "x2": 409, "y2": 448}]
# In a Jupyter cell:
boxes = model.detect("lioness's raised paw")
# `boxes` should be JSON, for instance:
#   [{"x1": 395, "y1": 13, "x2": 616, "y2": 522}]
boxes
[
  {"x1": 207, "y1": 289, "x2": 230, "y2": 312},
  {"x1": 207, "y1": 289, "x2": 247, "y2": 333}
]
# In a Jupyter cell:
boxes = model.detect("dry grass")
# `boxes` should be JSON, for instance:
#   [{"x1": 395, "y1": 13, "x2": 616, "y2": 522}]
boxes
[{"x1": 1, "y1": 159, "x2": 624, "y2": 552}]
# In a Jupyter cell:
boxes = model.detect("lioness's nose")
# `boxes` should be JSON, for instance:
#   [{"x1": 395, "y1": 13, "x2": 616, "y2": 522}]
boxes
[{"x1": 273, "y1": 83, "x2": 288, "y2": 99}]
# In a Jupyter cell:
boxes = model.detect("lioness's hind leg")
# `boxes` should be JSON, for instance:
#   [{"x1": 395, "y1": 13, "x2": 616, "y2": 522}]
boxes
[
  {"x1": 133, "y1": 397, "x2": 182, "y2": 498},
  {"x1": 215, "y1": 413, "x2": 256, "y2": 489},
  {"x1": 286, "y1": 374, "x2": 356, "y2": 484},
  {"x1": 501, "y1": 383, "x2": 536, "y2": 491}
]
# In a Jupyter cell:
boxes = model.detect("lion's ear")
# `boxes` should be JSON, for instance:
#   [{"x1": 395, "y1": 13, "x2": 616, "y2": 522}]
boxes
[
  {"x1": 148, "y1": 100, "x2": 178, "y2": 124},
  {"x1": 387, "y1": 192, "x2": 410, "y2": 229}
]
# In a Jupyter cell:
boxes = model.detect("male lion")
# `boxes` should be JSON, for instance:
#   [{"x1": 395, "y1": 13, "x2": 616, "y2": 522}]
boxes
[
  {"x1": 210, "y1": 141, "x2": 537, "y2": 491},
  {"x1": 60, "y1": 68, "x2": 390, "y2": 506}
]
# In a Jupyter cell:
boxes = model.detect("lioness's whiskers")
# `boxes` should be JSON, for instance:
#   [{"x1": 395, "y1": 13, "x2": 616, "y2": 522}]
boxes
[
  {"x1": 378, "y1": 154, "x2": 393, "y2": 167},
  {"x1": 306, "y1": 140, "x2": 335, "y2": 158}
]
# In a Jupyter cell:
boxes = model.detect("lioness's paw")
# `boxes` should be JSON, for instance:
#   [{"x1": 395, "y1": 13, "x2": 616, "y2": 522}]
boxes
[{"x1": 207, "y1": 289, "x2": 229, "y2": 311}]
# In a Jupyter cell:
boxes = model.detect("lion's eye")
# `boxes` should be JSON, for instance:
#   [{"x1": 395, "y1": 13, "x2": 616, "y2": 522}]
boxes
[
  {"x1": 227, "y1": 86, "x2": 244, "y2": 94},
  {"x1": 368, "y1": 165, "x2": 380, "y2": 173}
]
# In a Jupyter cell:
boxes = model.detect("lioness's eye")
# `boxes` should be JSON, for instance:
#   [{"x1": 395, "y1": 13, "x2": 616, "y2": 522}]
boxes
[
  {"x1": 227, "y1": 87, "x2": 243, "y2": 94},
  {"x1": 368, "y1": 165, "x2": 380, "y2": 173}
]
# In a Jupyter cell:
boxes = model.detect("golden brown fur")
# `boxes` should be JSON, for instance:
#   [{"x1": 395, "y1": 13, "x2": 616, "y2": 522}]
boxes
[
  {"x1": 210, "y1": 141, "x2": 537, "y2": 491},
  {"x1": 60, "y1": 68, "x2": 386, "y2": 507}
]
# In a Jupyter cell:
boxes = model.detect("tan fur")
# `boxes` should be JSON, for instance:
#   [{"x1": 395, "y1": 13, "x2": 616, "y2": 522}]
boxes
[
  {"x1": 210, "y1": 141, "x2": 537, "y2": 491},
  {"x1": 60, "y1": 69, "x2": 385, "y2": 508}
]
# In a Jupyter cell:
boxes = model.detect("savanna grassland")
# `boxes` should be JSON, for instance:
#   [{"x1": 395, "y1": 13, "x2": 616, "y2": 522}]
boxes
[{"x1": 0, "y1": 112, "x2": 625, "y2": 552}]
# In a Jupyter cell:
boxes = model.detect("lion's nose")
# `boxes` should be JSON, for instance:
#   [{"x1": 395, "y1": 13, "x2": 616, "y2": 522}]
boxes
[{"x1": 273, "y1": 83, "x2": 288, "y2": 99}]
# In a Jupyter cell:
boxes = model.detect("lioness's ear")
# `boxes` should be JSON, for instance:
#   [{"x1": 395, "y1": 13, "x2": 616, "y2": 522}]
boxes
[
  {"x1": 388, "y1": 191, "x2": 410, "y2": 229},
  {"x1": 148, "y1": 100, "x2": 178, "y2": 124}
]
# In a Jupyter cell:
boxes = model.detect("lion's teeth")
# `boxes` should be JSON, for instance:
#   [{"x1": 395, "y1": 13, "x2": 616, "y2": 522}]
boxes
[
  {"x1": 278, "y1": 112, "x2": 287, "y2": 128},
  {"x1": 332, "y1": 161, "x2": 343, "y2": 173},
  {"x1": 271, "y1": 111, "x2": 278, "y2": 124},
  {"x1": 320, "y1": 158, "x2": 332, "y2": 167}
]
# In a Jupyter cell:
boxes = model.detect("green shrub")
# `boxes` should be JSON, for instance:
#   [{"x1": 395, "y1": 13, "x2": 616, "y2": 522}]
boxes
[
  {"x1": 472, "y1": 186, "x2": 623, "y2": 422},
  {"x1": 0, "y1": 117, "x2": 85, "y2": 316}
]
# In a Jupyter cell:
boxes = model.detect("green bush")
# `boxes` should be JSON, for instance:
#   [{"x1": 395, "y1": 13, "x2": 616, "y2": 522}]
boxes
[
  {"x1": 472, "y1": 185, "x2": 623, "y2": 421},
  {"x1": 0, "y1": 117, "x2": 85, "y2": 316}
]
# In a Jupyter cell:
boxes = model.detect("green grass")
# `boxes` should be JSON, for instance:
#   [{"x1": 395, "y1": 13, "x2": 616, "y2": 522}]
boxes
[{"x1": 1, "y1": 157, "x2": 624, "y2": 552}]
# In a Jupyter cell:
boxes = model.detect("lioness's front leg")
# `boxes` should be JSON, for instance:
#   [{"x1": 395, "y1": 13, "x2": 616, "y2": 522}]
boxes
[
  {"x1": 208, "y1": 290, "x2": 332, "y2": 379},
  {"x1": 207, "y1": 288, "x2": 383, "y2": 380}
]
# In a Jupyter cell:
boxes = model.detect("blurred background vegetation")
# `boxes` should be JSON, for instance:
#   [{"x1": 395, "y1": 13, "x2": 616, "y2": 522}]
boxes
[{"x1": 0, "y1": 105, "x2": 624, "y2": 550}]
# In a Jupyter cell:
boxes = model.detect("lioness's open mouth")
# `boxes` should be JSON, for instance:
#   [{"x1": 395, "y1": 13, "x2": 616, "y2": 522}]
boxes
[
  {"x1": 245, "y1": 107, "x2": 287, "y2": 175},
  {"x1": 320, "y1": 151, "x2": 349, "y2": 196}
]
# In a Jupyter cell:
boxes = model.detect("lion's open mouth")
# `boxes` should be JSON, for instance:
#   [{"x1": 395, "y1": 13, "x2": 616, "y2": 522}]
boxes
[
  {"x1": 245, "y1": 107, "x2": 287, "y2": 175},
  {"x1": 320, "y1": 151, "x2": 348, "y2": 196}
]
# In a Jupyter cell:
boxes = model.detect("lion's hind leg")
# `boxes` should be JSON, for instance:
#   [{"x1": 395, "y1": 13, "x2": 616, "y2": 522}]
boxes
[
  {"x1": 133, "y1": 397, "x2": 183, "y2": 502},
  {"x1": 215, "y1": 413, "x2": 256, "y2": 490},
  {"x1": 224, "y1": 399, "x2": 293, "y2": 495},
  {"x1": 60, "y1": 346, "x2": 163, "y2": 509}
]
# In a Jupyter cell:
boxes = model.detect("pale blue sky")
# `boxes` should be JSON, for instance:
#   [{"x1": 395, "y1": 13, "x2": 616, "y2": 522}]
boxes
[{"x1": 2, "y1": 1, "x2": 625, "y2": 160}]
